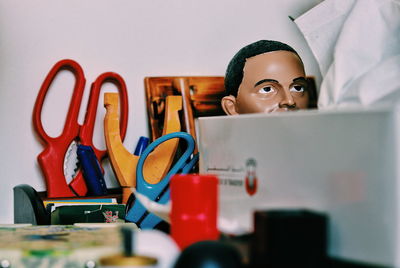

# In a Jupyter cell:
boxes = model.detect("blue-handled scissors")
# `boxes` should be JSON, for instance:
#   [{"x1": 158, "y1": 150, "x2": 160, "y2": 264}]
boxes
[{"x1": 125, "y1": 132, "x2": 199, "y2": 229}]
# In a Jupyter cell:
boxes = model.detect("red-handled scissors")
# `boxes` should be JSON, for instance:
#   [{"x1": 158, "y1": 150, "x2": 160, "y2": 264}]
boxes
[{"x1": 33, "y1": 59, "x2": 129, "y2": 198}]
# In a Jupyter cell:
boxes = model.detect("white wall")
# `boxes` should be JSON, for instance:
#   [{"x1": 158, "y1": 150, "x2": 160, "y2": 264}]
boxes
[{"x1": 0, "y1": 0, "x2": 322, "y2": 223}]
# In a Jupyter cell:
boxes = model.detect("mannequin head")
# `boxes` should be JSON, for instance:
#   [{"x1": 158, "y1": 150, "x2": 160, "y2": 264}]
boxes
[{"x1": 222, "y1": 40, "x2": 310, "y2": 115}]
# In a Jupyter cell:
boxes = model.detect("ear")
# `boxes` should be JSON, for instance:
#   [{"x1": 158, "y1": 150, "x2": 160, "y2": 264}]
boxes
[{"x1": 221, "y1": 95, "x2": 239, "y2": 115}]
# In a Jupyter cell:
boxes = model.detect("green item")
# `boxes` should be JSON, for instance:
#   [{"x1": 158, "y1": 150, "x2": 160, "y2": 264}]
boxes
[
  {"x1": 0, "y1": 224, "x2": 123, "y2": 268},
  {"x1": 51, "y1": 205, "x2": 126, "y2": 225}
]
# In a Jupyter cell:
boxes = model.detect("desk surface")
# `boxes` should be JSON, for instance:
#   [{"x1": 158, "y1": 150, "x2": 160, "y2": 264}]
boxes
[{"x1": 0, "y1": 224, "x2": 123, "y2": 268}]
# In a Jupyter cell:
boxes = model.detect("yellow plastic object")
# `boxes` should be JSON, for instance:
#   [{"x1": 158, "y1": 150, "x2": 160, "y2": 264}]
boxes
[
  {"x1": 104, "y1": 93, "x2": 138, "y2": 204},
  {"x1": 104, "y1": 93, "x2": 182, "y2": 203},
  {"x1": 143, "y1": 95, "x2": 182, "y2": 184}
]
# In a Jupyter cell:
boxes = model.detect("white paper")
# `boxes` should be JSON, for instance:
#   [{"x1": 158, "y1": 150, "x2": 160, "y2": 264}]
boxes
[{"x1": 295, "y1": 0, "x2": 400, "y2": 108}]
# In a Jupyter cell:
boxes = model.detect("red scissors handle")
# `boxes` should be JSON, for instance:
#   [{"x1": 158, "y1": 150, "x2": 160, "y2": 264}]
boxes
[
  {"x1": 80, "y1": 72, "x2": 129, "y2": 158},
  {"x1": 33, "y1": 59, "x2": 85, "y2": 144},
  {"x1": 69, "y1": 72, "x2": 129, "y2": 194},
  {"x1": 33, "y1": 59, "x2": 86, "y2": 197}
]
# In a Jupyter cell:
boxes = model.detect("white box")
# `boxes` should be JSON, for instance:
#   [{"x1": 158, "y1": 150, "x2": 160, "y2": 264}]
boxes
[{"x1": 198, "y1": 107, "x2": 400, "y2": 267}]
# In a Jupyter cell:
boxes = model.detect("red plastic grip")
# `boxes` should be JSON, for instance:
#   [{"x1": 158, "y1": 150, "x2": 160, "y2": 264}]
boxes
[
  {"x1": 33, "y1": 59, "x2": 86, "y2": 197},
  {"x1": 170, "y1": 174, "x2": 220, "y2": 250}
]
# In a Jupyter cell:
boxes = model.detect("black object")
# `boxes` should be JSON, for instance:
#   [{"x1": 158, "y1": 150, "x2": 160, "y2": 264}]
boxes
[
  {"x1": 174, "y1": 240, "x2": 243, "y2": 268},
  {"x1": 50, "y1": 204, "x2": 125, "y2": 224},
  {"x1": 13, "y1": 184, "x2": 51, "y2": 225},
  {"x1": 121, "y1": 225, "x2": 134, "y2": 256},
  {"x1": 251, "y1": 209, "x2": 327, "y2": 268},
  {"x1": 328, "y1": 258, "x2": 389, "y2": 268}
]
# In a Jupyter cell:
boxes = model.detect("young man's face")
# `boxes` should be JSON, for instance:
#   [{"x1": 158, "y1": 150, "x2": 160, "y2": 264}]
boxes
[{"x1": 222, "y1": 50, "x2": 309, "y2": 115}]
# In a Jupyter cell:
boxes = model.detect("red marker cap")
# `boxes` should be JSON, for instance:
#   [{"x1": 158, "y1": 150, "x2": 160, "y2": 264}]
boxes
[{"x1": 170, "y1": 174, "x2": 219, "y2": 250}]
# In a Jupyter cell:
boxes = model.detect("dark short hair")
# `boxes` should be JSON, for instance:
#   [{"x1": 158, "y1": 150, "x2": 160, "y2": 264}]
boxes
[{"x1": 224, "y1": 40, "x2": 301, "y2": 97}]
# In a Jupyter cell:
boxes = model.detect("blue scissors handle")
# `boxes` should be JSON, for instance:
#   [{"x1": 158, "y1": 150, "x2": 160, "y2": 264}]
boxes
[{"x1": 125, "y1": 132, "x2": 199, "y2": 228}]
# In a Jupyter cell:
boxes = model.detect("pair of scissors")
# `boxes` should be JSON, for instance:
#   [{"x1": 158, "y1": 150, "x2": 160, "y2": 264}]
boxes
[
  {"x1": 33, "y1": 59, "x2": 129, "y2": 198},
  {"x1": 125, "y1": 132, "x2": 199, "y2": 229}
]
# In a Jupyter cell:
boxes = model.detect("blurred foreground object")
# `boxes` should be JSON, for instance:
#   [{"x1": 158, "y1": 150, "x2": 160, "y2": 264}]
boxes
[{"x1": 170, "y1": 174, "x2": 219, "y2": 249}]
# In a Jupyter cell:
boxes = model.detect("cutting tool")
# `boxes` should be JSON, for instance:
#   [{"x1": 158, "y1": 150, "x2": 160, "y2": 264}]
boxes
[
  {"x1": 125, "y1": 131, "x2": 199, "y2": 229},
  {"x1": 33, "y1": 59, "x2": 128, "y2": 198}
]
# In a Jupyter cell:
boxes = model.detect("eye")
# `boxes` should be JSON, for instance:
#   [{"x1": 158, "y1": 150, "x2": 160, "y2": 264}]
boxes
[
  {"x1": 258, "y1": 86, "x2": 275, "y2": 94},
  {"x1": 290, "y1": 85, "x2": 305, "y2": 92}
]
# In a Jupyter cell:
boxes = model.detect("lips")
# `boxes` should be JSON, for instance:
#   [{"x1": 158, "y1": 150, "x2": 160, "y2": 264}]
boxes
[{"x1": 270, "y1": 106, "x2": 299, "y2": 113}]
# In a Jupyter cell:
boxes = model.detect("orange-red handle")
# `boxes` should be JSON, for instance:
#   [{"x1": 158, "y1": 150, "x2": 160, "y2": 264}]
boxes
[
  {"x1": 33, "y1": 59, "x2": 85, "y2": 145},
  {"x1": 33, "y1": 60, "x2": 130, "y2": 198},
  {"x1": 80, "y1": 72, "x2": 129, "y2": 158},
  {"x1": 69, "y1": 72, "x2": 129, "y2": 195},
  {"x1": 33, "y1": 59, "x2": 86, "y2": 197}
]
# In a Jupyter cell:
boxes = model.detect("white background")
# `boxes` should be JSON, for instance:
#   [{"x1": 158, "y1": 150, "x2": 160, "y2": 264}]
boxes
[{"x1": 0, "y1": 0, "x2": 321, "y2": 223}]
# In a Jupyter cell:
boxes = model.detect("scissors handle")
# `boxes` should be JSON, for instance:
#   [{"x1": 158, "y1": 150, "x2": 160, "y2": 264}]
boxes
[
  {"x1": 33, "y1": 59, "x2": 86, "y2": 197},
  {"x1": 125, "y1": 132, "x2": 197, "y2": 227},
  {"x1": 71, "y1": 72, "x2": 129, "y2": 196},
  {"x1": 136, "y1": 132, "x2": 196, "y2": 199},
  {"x1": 80, "y1": 72, "x2": 129, "y2": 159},
  {"x1": 33, "y1": 59, "x2": 85, "y2": 145}
]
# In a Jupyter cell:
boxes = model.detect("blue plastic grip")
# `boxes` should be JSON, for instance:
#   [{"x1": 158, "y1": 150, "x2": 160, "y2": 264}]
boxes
[
  {"x1": 134, "y1": 136, "x2": 149, "y2": 156},
  {"x1": 77, "y1": 145, "x2": 108, "y2": 196},
  {"x1": 125, "y1": 132, "x2": 199, "y2": 228}
]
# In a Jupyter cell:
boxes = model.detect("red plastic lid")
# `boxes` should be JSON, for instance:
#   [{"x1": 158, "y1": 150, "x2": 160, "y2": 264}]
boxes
[{"x1": 170, "y1": 174, "x2": 220, "y2": 249}]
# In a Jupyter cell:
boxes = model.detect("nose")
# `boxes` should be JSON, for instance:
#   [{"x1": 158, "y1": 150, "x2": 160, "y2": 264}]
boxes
[{"x1": 279, "y1": 89, "x2": 296, "y2": 109}]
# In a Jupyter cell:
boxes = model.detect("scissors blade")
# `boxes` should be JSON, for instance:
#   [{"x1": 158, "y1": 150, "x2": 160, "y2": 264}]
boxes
[{"x1": 64, "y1": 140, "x2": 79, "y2": 182}]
